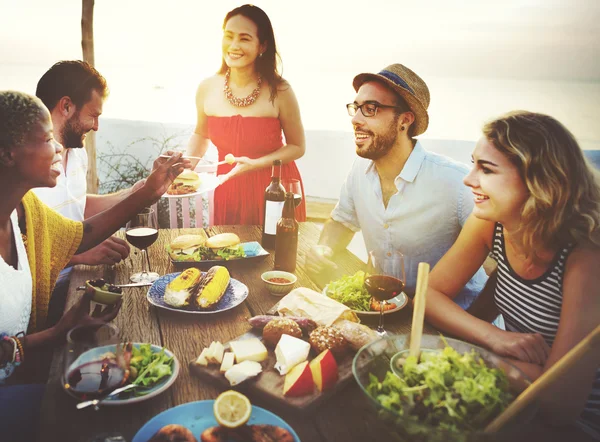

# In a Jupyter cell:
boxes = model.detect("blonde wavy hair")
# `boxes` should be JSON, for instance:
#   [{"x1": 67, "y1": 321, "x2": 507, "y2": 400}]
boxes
[{"x1": 483, "y1": 111, "x2": 600, "y2": 253}]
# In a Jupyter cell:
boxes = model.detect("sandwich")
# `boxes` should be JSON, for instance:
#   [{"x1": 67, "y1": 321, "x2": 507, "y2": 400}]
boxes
[
  {"x1": 205, "y1": 233, "x2": 246, "y2": 261},
  {"x1": 167, "y1": 233, "x2": 208, "y2": 262},
  {"x1": 167, "y1": 169, "x2": 202, "y2": 195}
]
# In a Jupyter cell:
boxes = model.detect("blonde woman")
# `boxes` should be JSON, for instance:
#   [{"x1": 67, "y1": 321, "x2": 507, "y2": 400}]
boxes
[{"x1": 423, "y1": 111, "x2": 600, "y2": 438}]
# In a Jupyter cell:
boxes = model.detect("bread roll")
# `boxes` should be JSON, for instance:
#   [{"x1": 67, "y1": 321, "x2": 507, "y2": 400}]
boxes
[
  {"x1": 206, "y1": 233, "x2": 241, "y2": 249},
  {"x1": 309, "y1": 326, "x2": 348, "y2": 357},
  {"x1": 170, "y1": 233, "x2": 207, "y2": 250},
  {"x1": 262, "y1": 318, "x2": 302, "y2": 347},
  {"x1": 332, "y1": 319, "x2": 379, "y2": 351}
]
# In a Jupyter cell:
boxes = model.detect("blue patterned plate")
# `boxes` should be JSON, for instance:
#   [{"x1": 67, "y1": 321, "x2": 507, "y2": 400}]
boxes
[
  {"x1": 132, "y1": 400, "x2": 300, "y2": 442},
  {"x1": 147, "y1": 272, "x2": 248, "y2": 314}
]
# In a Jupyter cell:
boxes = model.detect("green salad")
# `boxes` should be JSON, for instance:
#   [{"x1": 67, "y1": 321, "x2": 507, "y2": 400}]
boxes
[
  {"x1": 128, "y1": 344, "x2": 174, "y2": 387},
  {"x1": 325, "y1": 271, "x2": 371, "y2": 311},
  {"x1": 367, "y1": 345, "x2": 513, "y2": 435}
]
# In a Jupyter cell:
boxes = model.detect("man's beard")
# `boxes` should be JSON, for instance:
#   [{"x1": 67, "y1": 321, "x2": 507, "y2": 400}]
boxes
[
  {"x1": 61, "y1": 114, "x2": 86, "y2": 149},
  {"x1": 355, "y1": 116, "x2": 400, "y2": 160}
]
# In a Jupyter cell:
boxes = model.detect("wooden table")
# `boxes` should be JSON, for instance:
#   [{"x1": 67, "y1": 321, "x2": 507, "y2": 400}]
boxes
[{"x1": 38, "y1": 223, "x2": 585, "y2": 442}]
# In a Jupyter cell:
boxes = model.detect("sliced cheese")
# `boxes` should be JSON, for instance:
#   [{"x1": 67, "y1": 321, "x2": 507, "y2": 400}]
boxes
[
  {"x1": 224, "y1": 360, "x2": 263, "y2": 386},
  {"x1": 274, "y1": 334, "x2": 311, "y2": 375},
  {"x1": 229, "y1": 338, "x2": 268, "y2": 363},
  {"x1": 220, "y1": 352, "x2": 235, "y2": 373},
  {"x1": 212, "y1": 341, "x2": 225, "y2": 364},
  {"x1": 194, "y1": 348, "x2": 209, "y2": 367}
]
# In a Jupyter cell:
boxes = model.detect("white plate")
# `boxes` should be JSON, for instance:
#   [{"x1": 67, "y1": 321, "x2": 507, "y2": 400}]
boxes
[
  {"x1": 63, "y1": 343, "x2": 179, "y2": 406},
  {"x1": 162, "y1": 173, "x2": 220, "y2": 198},
  {"x1": 322, "y1": 285, "x2": 409, "y2": 316}
]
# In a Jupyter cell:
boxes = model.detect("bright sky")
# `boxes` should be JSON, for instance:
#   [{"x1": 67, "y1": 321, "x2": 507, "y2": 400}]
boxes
[{"x1": 1, "y1": 0, "x2": 599, "y2": 140}]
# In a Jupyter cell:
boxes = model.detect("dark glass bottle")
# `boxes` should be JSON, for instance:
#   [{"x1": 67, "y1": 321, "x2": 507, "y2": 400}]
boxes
[
  {"x1": 274, "y1": 192, "x2": 299, "y2": 272},
  {"x1": 262, "y1": 160, "x2": 285, "y2": 249}
]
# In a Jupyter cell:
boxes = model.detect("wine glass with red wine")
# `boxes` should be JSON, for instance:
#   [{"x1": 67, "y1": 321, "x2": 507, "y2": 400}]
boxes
[
  {"x1": 282, "y1": 178, "x2": 303, "y2": 208},
  {"x1": 63, "y1": 324, "x2": 123, "y2": 401},
  {"x1": 365, "y1": 250, "x2": 405, "y2": 336},
  {"x1": 126, "y1": 207, "x2": 159, "y2": 283}
]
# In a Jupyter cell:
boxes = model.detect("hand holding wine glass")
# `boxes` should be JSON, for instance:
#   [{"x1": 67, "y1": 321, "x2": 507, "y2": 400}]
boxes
[
  {"x1": 365, "y1": 250, "x2": 405, "y2": 336},
  {"x1": 126, "y1": 208, "x2": 159, "y2": 283}
]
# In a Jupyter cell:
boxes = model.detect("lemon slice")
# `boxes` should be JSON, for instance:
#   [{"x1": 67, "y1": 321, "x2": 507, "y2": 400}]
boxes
[{"x1": 213, "y1": 390, "x2": 252, "y2": 428}]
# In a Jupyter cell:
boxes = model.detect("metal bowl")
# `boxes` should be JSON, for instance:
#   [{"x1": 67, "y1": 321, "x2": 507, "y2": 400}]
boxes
[{"x1": 352, "y1": 334, "x2": 537, "y2": 442}]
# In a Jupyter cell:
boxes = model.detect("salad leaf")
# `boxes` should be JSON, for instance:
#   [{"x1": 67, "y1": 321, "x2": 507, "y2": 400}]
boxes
[
  {"x1": 367, "y1": 345, "x2": 513, "y2": 436},
  {"x1": 325, "y1": 271, "x2": 371, "y2": 311},
  {"x1": 129, "y1": 346, "x2": 173, "y2": 388}
]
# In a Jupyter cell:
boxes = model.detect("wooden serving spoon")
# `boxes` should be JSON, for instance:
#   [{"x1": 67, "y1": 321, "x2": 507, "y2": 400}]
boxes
[
  {"x1": 409, "y1": 262, "x2": 430, "y2": 360},
  {"x1": 485, "y1": 324, "x2": 600, "y2": 433}
]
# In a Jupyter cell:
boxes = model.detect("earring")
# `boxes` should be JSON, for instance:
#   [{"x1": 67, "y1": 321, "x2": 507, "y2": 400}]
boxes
[
  {"x1": 259, "y1": 53, "x2": 263, "y2": 58},
  {"x1": 401, "y1": 126, "x2": 406, "y2": 131}
]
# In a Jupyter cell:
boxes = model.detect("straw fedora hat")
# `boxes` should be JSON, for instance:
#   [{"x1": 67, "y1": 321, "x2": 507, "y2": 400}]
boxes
[{"x1": 353, "y1": 64, "x2": 430, "y2": 136}]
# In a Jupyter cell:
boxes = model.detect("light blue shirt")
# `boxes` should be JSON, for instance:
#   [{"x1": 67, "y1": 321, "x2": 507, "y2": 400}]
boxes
[{"x1": 331, "y1": 142, "x2": 487, "y2": 309}]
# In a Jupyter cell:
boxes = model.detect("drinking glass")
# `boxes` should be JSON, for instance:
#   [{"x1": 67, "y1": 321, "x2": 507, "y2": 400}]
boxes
[
  {"x1": 125, "y1": 207, "x2": 159, "y2": 283},
  {"x1": 282, "y1": 178, "x2": 303, "y2": 208},
  {"x1": 63, "y1": 323, "x2": 123, "y2": 400},
  {"x1": 365, "y1": 250, "x2": 405, "y2": 336}
]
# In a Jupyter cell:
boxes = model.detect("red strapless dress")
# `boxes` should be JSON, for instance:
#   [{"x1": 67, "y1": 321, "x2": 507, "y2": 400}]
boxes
[{"x1": 208, "y1": 115, "x2": 306, "y2": 225}]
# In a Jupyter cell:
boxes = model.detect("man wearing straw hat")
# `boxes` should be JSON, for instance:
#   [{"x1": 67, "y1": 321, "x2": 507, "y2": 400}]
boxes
[{"x1": 307, "y1": 63, "x2": 487, "y2": 309}]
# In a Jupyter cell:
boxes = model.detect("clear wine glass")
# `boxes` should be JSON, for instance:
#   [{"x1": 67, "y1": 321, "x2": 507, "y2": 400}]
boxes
[
  {"x1": 125, "y1": 207, "x2": 159, "y2": 283},
  {"x1": 63, "y1": 323, "x2": 123, "y2": 400},
  {"x1": 365, "y1": 250, "x2": 406, "y2": 336},
  {"x1": 282, "y1": 178, "x2": 303, "y2": 208}
]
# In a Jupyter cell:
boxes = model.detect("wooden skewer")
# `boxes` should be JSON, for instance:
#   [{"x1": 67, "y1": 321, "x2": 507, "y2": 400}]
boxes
[
  {"x1": 409, "y1": 262, "x2": 430, "y2": 360},
  {"x1": 485, "y1": 324, "x2": 600, "y2": 433},
  {"x1": 159, "y1": 154, "x2": 204, "y2": 161}
]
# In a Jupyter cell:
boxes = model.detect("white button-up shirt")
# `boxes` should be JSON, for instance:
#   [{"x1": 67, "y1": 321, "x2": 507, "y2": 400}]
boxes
[
  {"x1": 33, "y1": 148, "x2": 88, "y2": 221},
  {"x1": 331, "y1": 142, "x2": 487, "y2": 309}
]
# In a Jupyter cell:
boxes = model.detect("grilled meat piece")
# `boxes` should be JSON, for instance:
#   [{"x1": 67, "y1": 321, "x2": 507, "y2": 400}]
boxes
[
  {"x1": 200, "y1": 424, "x2": 294, "y2": 442},
  {"x1": 149, "y1": 424, "x2": 197, "y2": 442}
]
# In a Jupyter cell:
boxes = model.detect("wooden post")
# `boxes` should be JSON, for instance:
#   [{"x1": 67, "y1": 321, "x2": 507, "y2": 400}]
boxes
[{"x1": 81, "y1": 0, "x2": 99, "y2": 194}]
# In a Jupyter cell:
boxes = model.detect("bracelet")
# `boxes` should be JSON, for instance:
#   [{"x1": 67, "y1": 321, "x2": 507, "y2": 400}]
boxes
[
  {"x1": 12, "y1": 336, "x2": 24, "y2": 365},
  {"x1": 0, "y1": 334, "x2": 17, "y2": 365}
]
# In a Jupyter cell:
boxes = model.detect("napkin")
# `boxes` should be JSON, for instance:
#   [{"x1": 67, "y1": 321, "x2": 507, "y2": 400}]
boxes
[{"x1": 277, "y1": 287, "x2": 359, "y2": 326}]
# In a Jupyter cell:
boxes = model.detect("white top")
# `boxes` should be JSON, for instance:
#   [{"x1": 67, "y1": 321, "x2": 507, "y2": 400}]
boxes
[
  {"x1": 331, "y1": 142, "x2": 487, "y2": 309},
  {"x1": 32, "y1": 148, "x2": 88, "y2": 221},
  {"x1": 0, "y1": 211, "x2": 32, "y2": 382}
]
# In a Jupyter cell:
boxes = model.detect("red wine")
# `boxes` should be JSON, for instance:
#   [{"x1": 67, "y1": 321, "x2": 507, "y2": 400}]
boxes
[
  {"x1": 126, "y1": 227, "x2": 158, "y2": 249},
  {"x1": 365, "y1": 275, "x2": 405, "y2": 301},
  {"x1": 65, "y1": 360, "x2": 125, "y2": 399},
  {"x1": 293, "y1": 193, "x2": 302, "y2": 207}
]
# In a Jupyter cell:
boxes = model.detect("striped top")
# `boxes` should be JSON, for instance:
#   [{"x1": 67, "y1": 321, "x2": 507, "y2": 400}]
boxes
[{"x1": 491, "y1": 223, "x2": 599, "y2": 438}]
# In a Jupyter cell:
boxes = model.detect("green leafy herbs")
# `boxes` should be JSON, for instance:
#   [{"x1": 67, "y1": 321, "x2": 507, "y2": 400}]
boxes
[
  {"x1": 366, "y1": 346, "x2": 513, "y2": 434},
  {"x1": 129, "y1": 344, "x2": 173, "y2": 388},
  {"x1": 167, "y1": 245, "x2": 246, "y2": 262},
  {"x1": 325, "y1": 271, "x2": 371, "y2": 311}
]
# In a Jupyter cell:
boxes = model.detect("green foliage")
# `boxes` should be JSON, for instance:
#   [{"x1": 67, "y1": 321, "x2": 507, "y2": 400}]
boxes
[{"x1": 97, "y1": 132, "x2": 205, "y2": 228}]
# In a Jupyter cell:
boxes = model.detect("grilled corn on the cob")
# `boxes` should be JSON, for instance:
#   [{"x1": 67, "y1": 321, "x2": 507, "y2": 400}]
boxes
[
  {"x1": 195, "y1": 266, "x2": 230, "y2": 309},
  {"x1": 164, "y1": 268, "x2": 202, "y2": 307}
]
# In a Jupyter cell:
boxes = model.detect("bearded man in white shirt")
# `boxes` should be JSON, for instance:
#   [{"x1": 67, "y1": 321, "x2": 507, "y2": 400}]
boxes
[
  {"x1": 33, "y1": 61, "x2": 144, "y2": 324},
  {"x1": 307, "y1": 63, "x2": 487, "y2": 309}
]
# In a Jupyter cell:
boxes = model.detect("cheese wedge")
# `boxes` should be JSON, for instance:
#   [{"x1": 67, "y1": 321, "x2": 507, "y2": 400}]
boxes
[
  {"x1": 274, "y1": 334, "x2": 311, "y2": 375},
  {"x1": 229, "y1": 338, "x2": 268, "y2": 363},
  {"x1": 195, "y1": 348, "x2": 210, "y2": 367},
  {"x1": 220, "y1": 352, "x2": 235, "y2": 373},
  {"x1": 224, "y1": 360, "x2": 263, "y2": 386}
]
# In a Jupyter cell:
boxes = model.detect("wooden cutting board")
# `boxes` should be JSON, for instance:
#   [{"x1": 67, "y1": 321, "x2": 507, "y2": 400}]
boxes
[{"x1": 189, "y1": 327, "x2": 357, "y2": 413}]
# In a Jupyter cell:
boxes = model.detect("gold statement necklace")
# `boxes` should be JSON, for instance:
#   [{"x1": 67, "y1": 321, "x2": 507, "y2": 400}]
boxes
[{"x1": 224, "y1": 69, "x2": 262, "y2": 107}]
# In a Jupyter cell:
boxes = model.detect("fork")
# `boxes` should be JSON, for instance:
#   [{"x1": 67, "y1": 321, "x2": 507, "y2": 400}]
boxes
[{"x1": 76, "y1": 383, "x2": 138, "y2": 410}]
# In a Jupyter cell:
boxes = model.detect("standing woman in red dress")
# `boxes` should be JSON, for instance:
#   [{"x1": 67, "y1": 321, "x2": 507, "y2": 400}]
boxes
[{"x1": 186, "y1": 4, "x2": 306, "y2": 225}]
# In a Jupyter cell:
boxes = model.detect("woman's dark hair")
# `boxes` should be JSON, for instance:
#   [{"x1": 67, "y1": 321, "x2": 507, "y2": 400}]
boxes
[
  {"x1": 218, "y1": 4, "x2": 284, "y2": 102},
  {"x1": 36, "y1": 60, "x2": 108, "y2": 111}
]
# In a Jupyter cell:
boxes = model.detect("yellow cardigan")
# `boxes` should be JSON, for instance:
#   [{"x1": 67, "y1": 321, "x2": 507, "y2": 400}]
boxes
[{"x1": 22, "y1": 192, "x2": 83, "y2": 332}]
